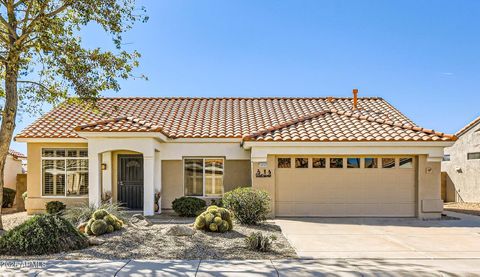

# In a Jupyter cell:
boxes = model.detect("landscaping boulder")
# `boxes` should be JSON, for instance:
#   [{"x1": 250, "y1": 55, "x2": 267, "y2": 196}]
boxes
[
  {"x1": 88, "y1": 237, "x2": 105, "y2": 246},
  {"x1": 130, "y1": 214, "x2": 151, "y2": 227},
  {"x1": 166, "y1": 225, "x2": 196, "y2": 236}
]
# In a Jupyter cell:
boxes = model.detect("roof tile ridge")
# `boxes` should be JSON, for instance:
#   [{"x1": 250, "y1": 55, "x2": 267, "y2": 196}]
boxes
[
  {"x1": 124, "y1": 116, "x2": 171, "y2": 138},
  {"x1": 242, "y1": 110, "x2": 332, "y2": 141},
  {"x1": 330, "y1": 109, "x2": 457, "y2": 140},
  {"x1": 74, "y1": 116, "x2": 128, "y2": 131}
]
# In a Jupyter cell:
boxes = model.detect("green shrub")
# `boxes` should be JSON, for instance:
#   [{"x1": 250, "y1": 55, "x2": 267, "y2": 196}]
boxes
[
  {"x1": 83, "y1": 208, "x2": 124, "y2": 236},
  {"x1": 0, "y1": 214, "x2": 88, "y2": 255},
  {"x1": 63, "y1": 202, "x2": 126, "y2": 226},
  {"x1": 172, "y1": 197, "x2": 206, "y2": 217},
  {"x1": 45, "y1": 201, "x2": 66, "y2": 214},
  {"x1": 245, "y1": 232, "x2": 277, "y2": 252},
  {"x1": 210, "y1": 198, "x2": 223, "y2": 207},
  {"x1": 2, "y1": 188, "x2": 16, "y2": 208},
  {"x1": 194, "y1": 205, "x2": 233, "y2": 233},
  {"x1": 223, "y1": 187, "x2": 271, "y2": 225}
]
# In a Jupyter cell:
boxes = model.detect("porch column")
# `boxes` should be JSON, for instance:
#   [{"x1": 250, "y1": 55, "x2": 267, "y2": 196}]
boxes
[
  {"x1": 88, "y1": 152, "x2": 102, "y2": 207},
  {"x1": 143, "y1": 155, "x2": 155, "y2": 216},
  {"x1": 154, "y1": 151, "x2": 162, "y2": 214}
]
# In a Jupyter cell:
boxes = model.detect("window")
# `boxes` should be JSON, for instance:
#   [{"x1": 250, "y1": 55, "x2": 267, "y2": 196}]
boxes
[
  {"x1": 295, "y1": 158, "x2": 309, "y2": 168},
  {"x1": 467, "y1": 152, "x2": 480, "y2": 160},
  {"x1": 347, "y1": 158, "x2": 360, "y2": 168},
  {"x1": 364, "y1": 158, "x2": 378, "y2": 168},
  {"x1": 330, "y1": 158, "x2": 343, "y2": 168},
  {"x1": 382, "y1": 158, "x2": 396, "y2": 168},
  {"x1": 184, "y1": 158, "x2": 224, "y2": 197},
  {"x1": 277, "y1": 158, "x2": 291, "y2": 168},
  {"x1": 443, "y1": 155, "x2": 451, "y2": 161},
  {"x1": 312, "y1": 158, "x2": 326, "y2": 168},
  {"x1": 399, "y1": 157, "x2": 413, "y2": 168},
  {"x1": 42, "y1": 149, "x2": 88, "y2": 197}
]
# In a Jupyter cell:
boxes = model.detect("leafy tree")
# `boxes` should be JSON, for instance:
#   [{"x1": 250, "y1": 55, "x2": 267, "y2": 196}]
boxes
[{"x1": 0, "y1": 0, "x2": 147, "y2": 230}]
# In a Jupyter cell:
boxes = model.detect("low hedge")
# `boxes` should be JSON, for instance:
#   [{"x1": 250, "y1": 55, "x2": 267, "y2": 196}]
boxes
[
  {"x1": 46, "y1": 201, "x2": 66, "y2": 214},
  {"x1": 172, "y1": 197, "x2": 206, "y2": 217},
  {"x1": 2, "y1": 188, "x2": 16, "y2": 208}
]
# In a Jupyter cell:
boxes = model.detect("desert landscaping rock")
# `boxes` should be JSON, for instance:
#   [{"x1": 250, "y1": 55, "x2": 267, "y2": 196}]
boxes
[
  {"x1": 166, "y1": 225, "x2": 196, "y2": 236},
  {"x1": 130, "y1": 214, "x2": 152, "y2": 227},
  {"x1": 0, "y1": 213, "x2": 296, "y2": 260},
  {"x1": 88, "y1": 237, "x2": 105, "y2": 246}
]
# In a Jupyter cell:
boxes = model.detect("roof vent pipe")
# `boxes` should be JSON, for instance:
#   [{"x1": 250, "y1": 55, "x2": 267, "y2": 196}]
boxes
[{"x1": 352, "y1": 89, "x2": 358, "y2": 110}]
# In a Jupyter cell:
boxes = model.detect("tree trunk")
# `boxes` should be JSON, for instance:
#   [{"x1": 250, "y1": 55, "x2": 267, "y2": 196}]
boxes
[{"x1": 0, "y1": 61, "x2": 19, "y2": 230}]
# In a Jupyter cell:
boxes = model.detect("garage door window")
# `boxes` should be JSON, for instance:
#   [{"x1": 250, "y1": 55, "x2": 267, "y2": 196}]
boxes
[
  {"x1": 364, "y1": 158, "x2": 378, "y2": 168},
  {"x1": 399, "y1": 158, "x2": 413, "y2": 168},
  {"x1": 277, "y1": 158, "x2": 291, "y2": 168},
  {"x1": 295, "y1": 158, "x2": 309, "y2": 168},
  {"x1": 382, "y1": 158, "x2": 396, "y2": 168},
  {"x1": 347, "y1": 158, "x2": 360, "y2": 168},
  {"x1": 330, "y1": 158, "x2": 343, "y2": 168},
  {"x1": 312, "y1": 158, "x2": 326, "y2": 168}
]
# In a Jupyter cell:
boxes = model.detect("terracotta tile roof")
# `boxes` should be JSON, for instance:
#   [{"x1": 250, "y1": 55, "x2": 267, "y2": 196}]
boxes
[
  {"x1": 456, "y1": 115, "x2": 480, "y2": 137},
  {"x1": 74, "y1": 116, "x2": 165, "y2": 134},
  {"x1": 8, "y1": 149, "x2": 27, "y2": 159},
  {"x1": 15, "y1": 97, "x2": 455, "y2": 142},
  {"x1": 243, "y1": 109, "x2": 455, "y2": 142}
]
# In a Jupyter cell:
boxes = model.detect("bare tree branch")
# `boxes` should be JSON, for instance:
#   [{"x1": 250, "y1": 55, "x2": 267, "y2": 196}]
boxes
[{"x1": 0, "y1": 13, "x2": 18, "y2": 39}]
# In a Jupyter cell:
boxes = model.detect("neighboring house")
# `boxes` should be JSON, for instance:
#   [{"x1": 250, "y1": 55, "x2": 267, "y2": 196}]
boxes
[
  {"x1": 4, "y1": 149, "x2": 27, "y2": 191},
  {"x1": 441, "y1": 116, "x2": 480, "y2": 202},
  {"x1": 15, "y1": 91, "x2": 455, "y2": 218}
]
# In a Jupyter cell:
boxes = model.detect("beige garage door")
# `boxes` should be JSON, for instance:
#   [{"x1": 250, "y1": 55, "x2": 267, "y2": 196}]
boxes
[{"x1": 275, "y1": 157, "x2": 416, "y2": 217}]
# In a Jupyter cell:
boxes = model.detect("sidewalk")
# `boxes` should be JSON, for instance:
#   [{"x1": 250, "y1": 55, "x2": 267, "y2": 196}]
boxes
[{"x1": 1, "y1": 258, "x2": 480, "y2": 276}]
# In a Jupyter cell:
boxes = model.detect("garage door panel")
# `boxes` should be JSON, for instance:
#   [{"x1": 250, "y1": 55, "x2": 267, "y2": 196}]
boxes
[{"x1": 276, "y1": 163, "x2": 416, "y2": 217}]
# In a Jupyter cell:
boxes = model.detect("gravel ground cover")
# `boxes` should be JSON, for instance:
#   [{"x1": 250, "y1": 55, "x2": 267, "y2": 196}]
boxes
[
  {"x1": 0, "y1": 212, "x2": 297, "y2": 260},
  {"x1": 444, "y1": 202, "x2": 480, "y2": 216}
]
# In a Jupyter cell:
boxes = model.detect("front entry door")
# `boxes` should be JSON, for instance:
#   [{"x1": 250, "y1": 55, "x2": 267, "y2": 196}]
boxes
[{"x1": 118, "y1": 154, "x2": 144, "y2": 210}]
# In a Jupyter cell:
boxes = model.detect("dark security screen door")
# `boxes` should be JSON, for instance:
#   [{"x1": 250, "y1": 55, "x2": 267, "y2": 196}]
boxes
[{"x1": 118, "y1": 155, "x2": 144, "y2": 210}]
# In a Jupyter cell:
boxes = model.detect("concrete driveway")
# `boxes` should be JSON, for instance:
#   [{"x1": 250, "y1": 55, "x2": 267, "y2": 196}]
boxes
[{"x1": 275, "y1": 211, "x2": 480, "y2": 259}]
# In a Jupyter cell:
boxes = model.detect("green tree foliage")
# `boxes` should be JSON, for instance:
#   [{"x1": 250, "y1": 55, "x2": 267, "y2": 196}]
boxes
[{"x1": 0, "y1": 0, "x2": 146, "y2": 230}]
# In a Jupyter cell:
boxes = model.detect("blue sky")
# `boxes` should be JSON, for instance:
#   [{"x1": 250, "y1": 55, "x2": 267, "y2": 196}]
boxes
[{"x1": 11, "y1": 0, "x2": 480, "y2": 153}]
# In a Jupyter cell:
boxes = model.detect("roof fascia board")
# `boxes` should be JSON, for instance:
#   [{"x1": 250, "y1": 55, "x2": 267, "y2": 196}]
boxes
[{"x1": 242, "y1": 141, "x2": 454, "y2": 149}]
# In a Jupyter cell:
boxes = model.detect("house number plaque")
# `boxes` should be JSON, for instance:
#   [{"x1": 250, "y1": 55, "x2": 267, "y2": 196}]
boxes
[{"x1": 256, "y1": 169, "x2": 272, "y2": 178}]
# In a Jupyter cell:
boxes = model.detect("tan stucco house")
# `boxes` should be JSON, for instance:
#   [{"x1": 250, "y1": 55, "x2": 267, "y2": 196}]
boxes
[
  {"x1": 442, "y1": 115, "x2": 480, "y2": 202},
  {"x1": 4, "y1": 149, "x2": 26, "y2": 191},
  {"x1": 15, "y1": 91, "x2": 455, "y2": 218}
]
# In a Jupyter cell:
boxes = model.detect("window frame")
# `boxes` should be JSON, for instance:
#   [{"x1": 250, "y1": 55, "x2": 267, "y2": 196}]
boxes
[
  {"x1": 442, "y1": 154, "x2": 451, "y2": 162},
  {"x1": 312, "y1": 157, "x2": 326, "y2": 169},
  {"x1": 41, "y1": 148, "x2": 89, "y2": 198},
  {"x1": 467, "y1": 152, "x2": 480, "y2": 160},
  {"x1": 398, "y1": 157, "x2": 414, "y2": 169},
  {"x1": 183, "y1": 157, "x2": 225, "y2": 198},
  {"x1": 329, "y1": 157, "x2": 344, "y2": 169},
  {"x1": 295, "y1": 157, "x2": 309, "y2": 169}
]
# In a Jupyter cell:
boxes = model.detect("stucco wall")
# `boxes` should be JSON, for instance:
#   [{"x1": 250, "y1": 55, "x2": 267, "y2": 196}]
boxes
[
  {"x1": 441, "y1": 124, "x2": 480, "y2": 202},
  {"x1": 4, "y1": 155, "x2": 23, "y2": 190},
  {"x1": 26, "y1": 142, "x2": 89, "y2": 214},
  {"x1": 161, "y1": 159, "x2": 251, "y2": 209}
]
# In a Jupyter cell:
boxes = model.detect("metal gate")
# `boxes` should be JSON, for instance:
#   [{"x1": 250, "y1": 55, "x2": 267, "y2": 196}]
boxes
[{"x1": 117, "y1": 154, "x2": 144, "y2": 210}]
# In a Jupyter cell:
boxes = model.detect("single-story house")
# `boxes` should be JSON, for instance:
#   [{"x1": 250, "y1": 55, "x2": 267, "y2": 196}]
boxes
[
  {"x1": 15, "y1": 90, "x2": 455, "y2": 218},
  {"x1": 441, "y1": 115, "x2": 480, "y2": 202},
  {"x1": 4, "y1": 149, "x2": 26, "y2": 191}
]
